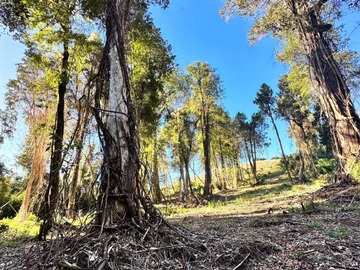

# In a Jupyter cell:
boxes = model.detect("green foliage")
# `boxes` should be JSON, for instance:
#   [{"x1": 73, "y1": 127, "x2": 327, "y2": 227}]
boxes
[
  {"x1": 208, "y1": 199, "x2": 228, "y2": 208},
  {"x1": 350, "y1": 161, "x2": 360, "y2": 184},
  {"x1": 309, "y1": 221, "x2": 322, "y2": 229},
  {"x1": 0, "y1": 214, "x2": 39, "y2": 245},
  {"x1": 234, "y1": 111, "x2": 269, "y2": 183},
  {"x1": 316, "y1": 158, "x2": 336, "y2": 175},
  {"x1": 326, "y1": 228, "x2": 349, "y2": 239},
  {"x1": 254, "y1": 83, "x2": 275, "y2": 115},
  {"x1": 0, "y1": 176, "x2": 24, "y2": 219}
]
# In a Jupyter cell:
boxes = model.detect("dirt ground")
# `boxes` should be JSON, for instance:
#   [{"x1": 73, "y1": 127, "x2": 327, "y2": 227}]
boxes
[
  {"x1": 172, "y1": 211, "x2": 360, "y2": 269},
  {"x1": 169, "y1": 183, "x2": 360, "y2": 269},
  {"x1": 1, "y1": 183, "x2": 360, "y2": 269}
]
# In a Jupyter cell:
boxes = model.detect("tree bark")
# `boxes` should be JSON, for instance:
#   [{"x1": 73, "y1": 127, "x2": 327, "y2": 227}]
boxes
[
  {"x1": 203, "y1": 113, "x2": 212, "y2": 196},
  {"x1": 19, "y1": 130, "x2": 47, "y2": 221},
  {"x1": 268, "y1": 109, "x2": 293, "y2": 182},
  {"x1": 150, "y1": 137, "x2": 161, "y2": 204},
  {"x1": 67, "y1": 99, "x2": 90, "y2": 219},
  {"x1": 178, "y1": 163, "x2": 184, "y2": 202},
  {"x1": 287, "y1": 0, "x2": 360, "y2": 180},
  {"x1": 184, "y1": 159, "x2": 191, "y2": 196},
  {"x1": 94, "y1": 0, "x2": 141, "y2": 230},
  {"x1": 288, "y1": 119, "x2": 318, "y2": 181},
  {"x1": 39, "y1": 41, "x2": 69, "y2": 240},
  {"x1": 244, "y1": 140, "x2": 258, "y2": 184}
]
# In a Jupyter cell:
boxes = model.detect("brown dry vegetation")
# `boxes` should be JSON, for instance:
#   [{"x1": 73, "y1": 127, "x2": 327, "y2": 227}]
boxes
[{"x1": 1, "y1": 160, "x2": 360, "y2": 269}]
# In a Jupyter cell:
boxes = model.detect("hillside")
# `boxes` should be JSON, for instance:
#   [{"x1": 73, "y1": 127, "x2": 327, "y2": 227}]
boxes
[{"x1": 1, "y1": 160, "x2": 360, "y2": 269}]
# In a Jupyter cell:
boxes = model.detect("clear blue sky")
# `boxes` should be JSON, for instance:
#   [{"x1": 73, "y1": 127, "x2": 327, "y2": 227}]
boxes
[{"x1": 1, "y1": 0, "x2": 359, "y2": 171}]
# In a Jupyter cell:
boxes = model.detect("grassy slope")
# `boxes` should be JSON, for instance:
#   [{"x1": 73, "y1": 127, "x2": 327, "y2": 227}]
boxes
[{"x1": 162, "y1": 159, "x2": 346, "y2": 218}]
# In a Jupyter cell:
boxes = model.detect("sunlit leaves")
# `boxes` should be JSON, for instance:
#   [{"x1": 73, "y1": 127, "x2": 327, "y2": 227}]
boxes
[
  {"x1": 249, "y1": 1, "x2": 291, "y2": 45},
  {"x1": 220, "y1": 0, "x2": 269, "y2": 20}
]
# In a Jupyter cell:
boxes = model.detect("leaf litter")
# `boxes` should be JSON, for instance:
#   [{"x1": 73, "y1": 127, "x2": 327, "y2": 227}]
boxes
[{"x1": 0, "y1": 182, "x2": 360, "y2": 269}]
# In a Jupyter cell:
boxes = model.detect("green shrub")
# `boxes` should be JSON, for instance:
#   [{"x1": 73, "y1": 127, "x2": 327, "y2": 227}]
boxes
[
  {"x1": 350, "y1": 162, "x2": 360, "y2": 184},
  {"x1": 280, "y1": 153, "x2": 299, "y2": 175},
  {"x1": 316, "y1": 158, "x2": 336, "y2": 175},
  {"x1": 0, "y1": 176, "x2": 25, "y2": 219},
  {"x1": 0, "y1": 214, "x2": 40, "y2": 245}
]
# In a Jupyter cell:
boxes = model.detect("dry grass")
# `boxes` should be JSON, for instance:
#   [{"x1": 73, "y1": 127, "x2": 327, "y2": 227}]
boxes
[{"x1": 162, "y1": 159, "x2": 328, "y2": 219}]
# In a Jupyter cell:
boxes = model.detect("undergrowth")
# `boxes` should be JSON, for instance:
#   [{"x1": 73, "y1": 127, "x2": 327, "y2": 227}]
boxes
[{"x1": 0, "y1": 213, "x2": 40, "y2": 246}]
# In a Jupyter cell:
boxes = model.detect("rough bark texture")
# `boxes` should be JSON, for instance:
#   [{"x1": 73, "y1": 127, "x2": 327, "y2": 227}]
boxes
[
  {"x1": 289, "y1": 120, "x2": 319, "y2": 182},
  {"x1": 39, "y1": 41, "x2": 69, "y2": 240},
  {"x1": 19, "y1": 131, "x2": 47, "y2": 221},
  {"x1": 203, "y1": 112, "x2": 212, "y2": 196},
  {"x1": 94, "y1": 0, "x2": 142, "y2": 229},
  {"x1": 287, "y1": 0, "x2": 360, "y2": 180}
]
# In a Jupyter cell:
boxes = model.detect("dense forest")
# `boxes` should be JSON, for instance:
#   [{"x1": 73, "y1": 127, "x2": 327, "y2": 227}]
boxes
[{"x1": 0, "y1": 0, "x2": 360, "y2": 269}]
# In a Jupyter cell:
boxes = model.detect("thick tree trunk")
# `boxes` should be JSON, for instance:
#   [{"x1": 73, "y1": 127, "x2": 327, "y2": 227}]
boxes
[
  {"x1": 19, "y1": 131, "x2": 47, "y2": 221},
  {"x1": 288, "y1": 0, "x2": 360, "y2": 180},
  {"x1": 298, "y1": 150, "x2": 307, "y2": 182},
  {"x1": 39, "y1": 42, "x2": 69, "y2": 240},
  {"x1": 94, "y1": 0, "x2": 140, "y2": 229}
]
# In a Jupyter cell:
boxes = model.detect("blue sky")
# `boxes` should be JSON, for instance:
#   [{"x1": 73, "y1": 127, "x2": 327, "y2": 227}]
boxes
[
  {"x1": 1, "y1": 0, "x2": 359, "y2": 171},
  {"x1": 150, "y1": 0, "x2": 294, "y2": 157},
  {"x1": 150, "y1": 0, "x2": 288, "y2": 118},
  {"x1": 0, "y1": 35, "x2": 27, "y2": 172}
]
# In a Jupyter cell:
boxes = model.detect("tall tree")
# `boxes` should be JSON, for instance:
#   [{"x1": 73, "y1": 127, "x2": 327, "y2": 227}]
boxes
[
  {"x1": 162, "y1": 71, "x2": 197, "y2": 201},
  {"x1": 164, "y1": 107, "x2": 198, "y2": 201},
  {"x1": 222, "y1": 0, "x2": 360, "y2": 181},
  {"x1": 186, "y1": 62, "x2": 223, "y2": 196},
  {"x1": 0, "y1": 0, "x2": 108, "y2": 235},
  {"x1": 211, "y1": 106, "x2": 234, "y2": 190},
  {"x1": 277, "y1": 76, "x2": 319, "y2": 181},
  {"x1": 128, "y1": 13, "x2": 175, "y2": 203},
  {"x1": 4, "y1": 57, "x2": 56, "y2": 220},
  {"x1": 254, "y1": 83, "x2": 293, "y2": 182},
  {"x1": 93, "y1": 0, "x2": 169, "y2": 229},
  {"x1": 234, "y1": 112, "x2": 269, "y2": 184}
]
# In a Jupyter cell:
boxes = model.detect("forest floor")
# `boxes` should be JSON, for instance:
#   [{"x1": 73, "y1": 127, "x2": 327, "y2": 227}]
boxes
[
  {"x1": 1, "y1": 161, "x2": 360, "y2": 269},
  {"x1": 168, "y1": 181, "x2": 360, "y2": 269}
]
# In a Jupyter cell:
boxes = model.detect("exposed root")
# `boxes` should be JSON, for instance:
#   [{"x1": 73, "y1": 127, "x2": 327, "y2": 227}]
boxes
[{"x1": 5, "y1": 216, "x2": 275, "y2": 269}]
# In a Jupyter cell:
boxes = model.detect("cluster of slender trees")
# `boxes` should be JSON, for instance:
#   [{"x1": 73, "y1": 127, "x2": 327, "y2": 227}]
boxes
[{"x1": 0, "y1": 0, "x2": 359, "y2": 239}]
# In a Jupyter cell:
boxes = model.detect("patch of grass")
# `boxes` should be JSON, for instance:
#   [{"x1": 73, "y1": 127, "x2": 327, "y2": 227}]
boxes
[
  {"x1": 63, "y1": 212, "x2": 96, "y2": 227},
  {"x1": 208, "y1": 200, "x2": 228, "y2": 208},
  {"x1": 309, "y1": 221, "x2": 322, "y2": 229},
  {"x1": 326, "y1": 228, "x2": 349, "y2": 239},
  {"x1": 159, "y1": 204, "x2": 191, "y2": 216},
  {"x1": 0, "y1": 213, "x2": 40, "y2": 246},
  {"x1": 315, "y1": 254, "x2": 333, "y2": 261}
]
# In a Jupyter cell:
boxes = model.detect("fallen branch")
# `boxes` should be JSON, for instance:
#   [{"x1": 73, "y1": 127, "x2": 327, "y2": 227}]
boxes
[{"x1": 232, "y1": 253, "x2": 250, "y2": 270}]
